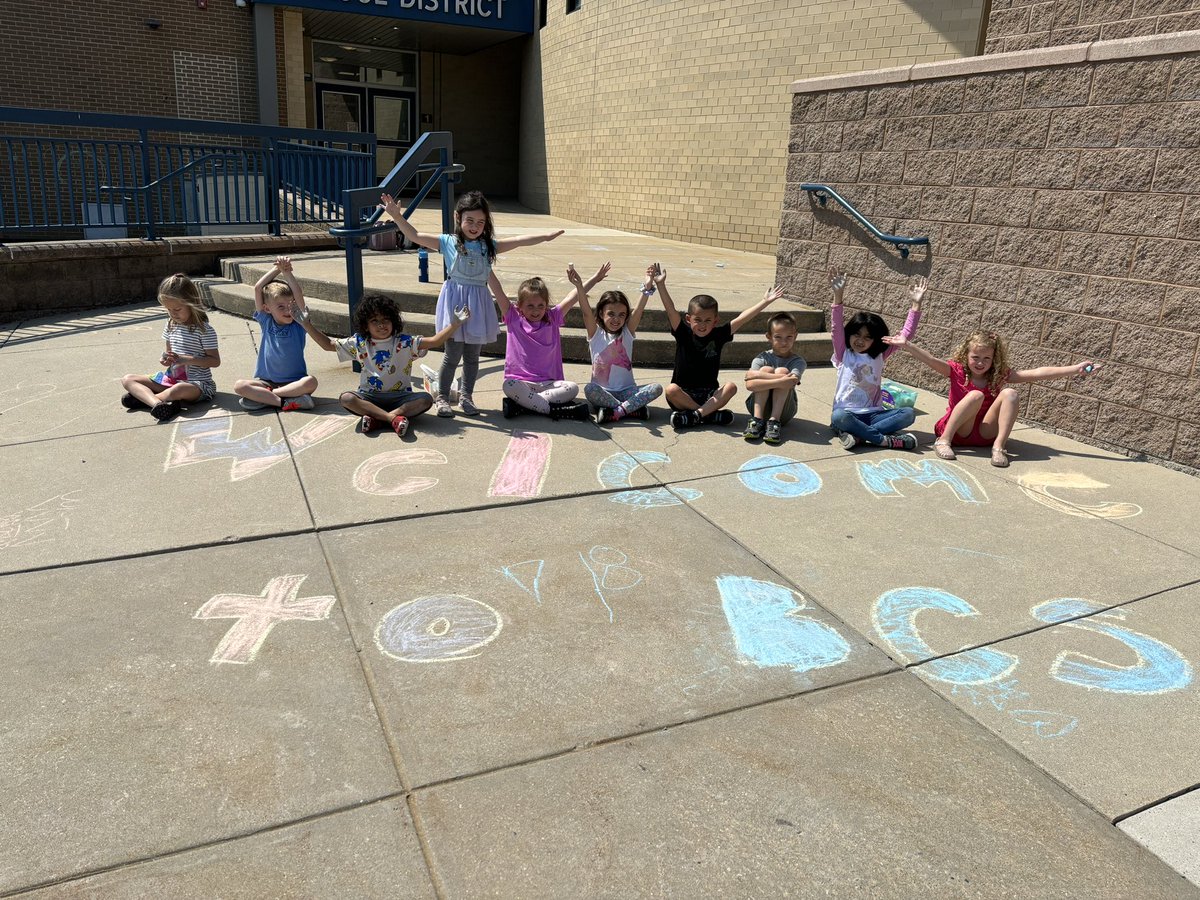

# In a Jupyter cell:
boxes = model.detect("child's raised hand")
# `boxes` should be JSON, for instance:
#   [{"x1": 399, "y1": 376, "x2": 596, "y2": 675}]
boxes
[
  {"x1": 907, "y1": 275, "x2": 928, "y2": 304},
  {"x1": 547, "y1": 229, "x2": 565, "y2": 241},
  {"x1": 881, "y1": 334, "x2": 907, "y2": 349},
  {"x1": 592, "y1": 261, "x2": 612, "y2": 283},
  {"x1": 379, "y1": 192, "x2": 401, "y2": 216},
  {"x1": 651, "y1": 263, "x2": 666, "y2": 285},
  {"x1": 828, "y1": 266, "x2": 847, "y2": 297},
  {"x1": 1078, "y1": 360, "x2": 1101, "y2": 376},
  {"x1": 566, "y1": 264, "x2": 584, "y2": 289},
  {"x1": 763, "y1": 285, "x2": 784, "y2": 304},
  {"x1": 453, "y1": 304, "x2": 471, "y2": 322},
  {"x1": 275, "y1": 256, "x2": 292, "y2": 272}
]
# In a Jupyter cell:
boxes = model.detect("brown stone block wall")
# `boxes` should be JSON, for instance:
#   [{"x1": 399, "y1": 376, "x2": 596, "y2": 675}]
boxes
[
  {"x1": 985, "y1": 0, "x2": 1200, "y2": 53},
  {"x1": 781, "y1": 39, "x2": 1200, "y2": 466},
  {"x1": 524, "y1": 0, "x2": 987, "y2": 255}
]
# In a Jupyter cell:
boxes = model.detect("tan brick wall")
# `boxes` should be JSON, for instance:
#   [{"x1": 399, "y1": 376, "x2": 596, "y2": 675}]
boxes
[
  {"x1": 985, "y1": 0, "x2": 1200, "y2": 53},
  {"x1": 523, "y1": 0, "x2": 986, "y2": 254},
  {"x1": 780, "y1": 42, "x2": 1200, "y2": 466}
]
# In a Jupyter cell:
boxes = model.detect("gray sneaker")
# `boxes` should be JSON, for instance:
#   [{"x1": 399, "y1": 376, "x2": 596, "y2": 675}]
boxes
[
  {"x1": 434, "y1": 395, "x2": 454, "y2": 417},
  {"x1": 281, "y1": 394, "x2": 315, "y2": 411},
  {"x1": 763, "y1": 419, "x2": 782, "y2": 444},
  {"x1": 459, "y1": 394, "x2": 480, "y2": 416},
  {"x1": 238, "y1": 397, "x2": 267, "y2": 411}
]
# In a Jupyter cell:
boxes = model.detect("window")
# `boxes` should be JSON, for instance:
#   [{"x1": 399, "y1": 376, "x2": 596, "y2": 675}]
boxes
[
  {"x1": 566, "y1": 0, "x2": 580, "y2": 12},
  {"x1": 539, "y1": 0, "x2": 547, "y2": 27}
]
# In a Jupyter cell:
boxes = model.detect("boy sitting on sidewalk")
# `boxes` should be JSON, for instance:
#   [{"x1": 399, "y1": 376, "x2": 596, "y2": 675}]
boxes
[
  {"x1": 743, "y1": 312, "x2": 807, "y2": 444},
  {"x1": 655, "y1": 266, "x2": 784, "y2": 429}
]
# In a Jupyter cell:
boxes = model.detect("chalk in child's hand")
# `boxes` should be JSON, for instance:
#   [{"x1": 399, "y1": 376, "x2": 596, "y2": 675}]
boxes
[{"x1": 454, "y1": 305, "x2": 470, "y2": 321}]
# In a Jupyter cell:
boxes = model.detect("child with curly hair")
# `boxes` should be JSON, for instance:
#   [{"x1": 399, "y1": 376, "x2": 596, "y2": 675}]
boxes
[
  {"x1": 884, "y1": 328, "x2": 1100, "y2": 467},
  {"x1": 307, "y1": 294, "x2": 468, "y2": 436}
]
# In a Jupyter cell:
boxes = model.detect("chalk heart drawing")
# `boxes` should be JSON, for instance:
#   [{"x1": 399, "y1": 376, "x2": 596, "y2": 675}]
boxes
[
  {"x1": 1017, "y1": 472, "x2": 1142, "y2": 520},
  {"x1": 0, "y1": 490, "x2": 82, "y2": 551},
  {"x1": 490, "y1": 431, "x2": 551, "y2": 499},
  {"x1": 166, "y1": 417, "x2": 352, "y2": 482},
  {"x1": 737, "y1": 455, "x2": 821, "y2": 498},
  {"x1": 375, "y1": 594, "x2": 503, "y2": 663},
  {"x1": 716, "y1": 575, "x2": 851, "y2": 674},
  {"x1": 1032, "y1": 598, "x2": 1192, "y2": 694},
  {"x1": 354, "y1": 448, "x2": 446, "y2": 496},
  {"x1": 857, "y1": 459, "x2": 988, "y2": 503},
  {"x1": 194, "y1": 574, "x2": 336, "y2": 665},
  {"x1": 873, "y1": 586, "x2": 1018, "y2": 683},
  {"x1": 597, "y1": 451, "x2": 702, "y2": 508}
]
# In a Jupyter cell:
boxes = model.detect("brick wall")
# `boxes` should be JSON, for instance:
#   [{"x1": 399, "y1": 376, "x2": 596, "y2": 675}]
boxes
[
  {"x1": 523, "y1": 0, "x2": 986, "y2": 255},
  {"x1": 778, "y1": 34, "x2": 1200, "y2": 467},
  {"x1": 0, "y1": 0, "x2": 257, "y2": 120},
  {"x1": 985, "y1": 0, "x2": 1200, "y2": 53}
]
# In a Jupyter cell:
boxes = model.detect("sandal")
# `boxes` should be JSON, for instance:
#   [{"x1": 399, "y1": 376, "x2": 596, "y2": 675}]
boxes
[
  {"x1": 991, "y1": 448, "x2": 1010, "y2": 468},
  {"x1": 933, "y1": 440, "x2": 956, "y2": 461}
]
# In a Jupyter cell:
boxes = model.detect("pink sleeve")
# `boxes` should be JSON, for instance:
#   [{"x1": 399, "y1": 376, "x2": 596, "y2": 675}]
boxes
[
  {"x1": 882, "y1": 308, "x2": 920, "y2": 360},
  {"x1": 830, "y1": 304, "x2": 845, "y2": 363}
]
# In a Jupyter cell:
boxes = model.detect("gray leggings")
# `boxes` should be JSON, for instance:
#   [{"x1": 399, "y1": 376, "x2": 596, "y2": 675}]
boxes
[{"x1": 439, "y1": 341, "x2": 482, "y2": 396}]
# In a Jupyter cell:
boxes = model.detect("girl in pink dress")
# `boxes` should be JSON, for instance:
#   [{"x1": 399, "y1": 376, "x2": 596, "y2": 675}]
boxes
[{"x1": 884, "y1": 329, "x2": 1100, "y2": 468}]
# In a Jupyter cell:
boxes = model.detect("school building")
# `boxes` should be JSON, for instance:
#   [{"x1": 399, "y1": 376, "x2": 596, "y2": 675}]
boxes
[{"x1": 0, "y1": 0, "x2": 987, "y2": 255}]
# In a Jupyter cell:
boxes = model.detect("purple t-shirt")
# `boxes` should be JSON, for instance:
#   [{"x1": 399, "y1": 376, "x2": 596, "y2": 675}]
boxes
[{"x1": 504, "y1": 305, "x2": 565, "y2": 382}]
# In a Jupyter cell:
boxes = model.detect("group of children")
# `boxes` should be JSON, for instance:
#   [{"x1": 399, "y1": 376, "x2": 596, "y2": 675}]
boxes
[{"x1": 121, "y1": 191, "x2": 1100, "y2": 465}]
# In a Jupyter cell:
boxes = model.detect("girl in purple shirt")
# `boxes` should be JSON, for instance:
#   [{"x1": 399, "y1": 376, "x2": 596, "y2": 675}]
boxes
[{"x1": 497, "y1": 264, "x2": 607, "y2": 421}]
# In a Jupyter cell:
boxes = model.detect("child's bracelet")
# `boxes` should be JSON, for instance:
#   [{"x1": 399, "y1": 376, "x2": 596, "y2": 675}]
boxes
[
  {"x1": 297, "y1": 308, "x2": 310, "y2": 321},
  {"x1": 641, "y1": 286, "x2": 656, "y2": 295}
]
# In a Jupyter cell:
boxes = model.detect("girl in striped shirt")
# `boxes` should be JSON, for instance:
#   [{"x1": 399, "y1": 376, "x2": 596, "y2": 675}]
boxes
[{"x1": 121, "y1": 274, "x2": 220, "y2": 421}]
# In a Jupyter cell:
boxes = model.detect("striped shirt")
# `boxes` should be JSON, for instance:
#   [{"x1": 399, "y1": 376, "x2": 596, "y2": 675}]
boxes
[{"x1": 163, "y1": 320, "x2": 219, "y2": 385}]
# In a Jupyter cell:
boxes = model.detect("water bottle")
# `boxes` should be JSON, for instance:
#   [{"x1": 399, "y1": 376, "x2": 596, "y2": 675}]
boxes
[{"x1": 417, "y1": 246, "x2": 429, "y2": 283}]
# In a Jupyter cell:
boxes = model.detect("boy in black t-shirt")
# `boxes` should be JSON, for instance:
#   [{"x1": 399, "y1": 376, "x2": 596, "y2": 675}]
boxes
[{"x1": 653, "y1": 266, "x2": 784, "y2": 429}]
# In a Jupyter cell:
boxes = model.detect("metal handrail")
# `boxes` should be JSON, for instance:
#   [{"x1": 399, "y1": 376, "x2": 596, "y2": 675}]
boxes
[
  {"x1": 801, "y1": 183, "x2": 930, "y2": 258},
  {"x1": 334, "y1": 132, "x2": 464, "y2": 318}
]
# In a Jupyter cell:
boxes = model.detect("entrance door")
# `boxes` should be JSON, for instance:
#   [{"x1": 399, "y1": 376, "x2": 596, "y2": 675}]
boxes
[{"x1": 315, "y1": 84, "x2": 416, "y2": 181}]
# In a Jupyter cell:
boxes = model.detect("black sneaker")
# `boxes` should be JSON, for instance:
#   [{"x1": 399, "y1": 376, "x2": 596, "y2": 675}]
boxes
[
  {"x1": 550, "y1": 400, "x2": 591, "y2": 421},
  {"x1": 502, "y1": 397, "x2": 523, "y2": 419},
  {"x1": 703, "y1": 409, "x2": 734, "y2": 426},
  {"x1": 743, "y1": 416, "x2": 764, "y2": 441},
  {"x1": 120, "y1": 392, "x2": 143, "y2": 410},
  {"x1": 885, "y1": 432, "x2": 918, "y2": 450},
  {"x1": 764, "y1": 419, "x2": 782, "y2": 444},
  {"x1": 150, "y1": 400, "x2": 181, "y2": 421},
  {"x1": 595, "y1": 407, "x2": 614, "y2": 425},
  {"x1": 670, "y1": 410, "x2": 698, "y2": 429},
  {"x1": 628, "y1": 406, "x2": 650, "y2": 421}
]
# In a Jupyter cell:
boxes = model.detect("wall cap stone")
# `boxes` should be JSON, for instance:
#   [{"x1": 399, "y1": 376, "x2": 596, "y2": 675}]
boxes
[
  {"x1": 0, "y1": 232, "x2": 336, "y2": 264},
  {"x1": 791, "y1": 29, "x2": 1200, "y2": 94}
]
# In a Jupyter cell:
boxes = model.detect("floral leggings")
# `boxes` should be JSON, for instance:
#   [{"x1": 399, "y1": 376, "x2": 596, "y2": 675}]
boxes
[{"x1": 503, "y1": 378, "x2": 579, "y2": 415}]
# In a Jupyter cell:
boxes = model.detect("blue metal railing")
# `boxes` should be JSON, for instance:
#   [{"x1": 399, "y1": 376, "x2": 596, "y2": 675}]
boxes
[
  {"x1": 0, "y1": 107, "x2": 375, "y2": 239},
  {"x1": 331, "y1": 131, "x2": 464, "y2": 319},
  {"x1": 801, "y1": 183, "x2": 930, "y2": 258}
]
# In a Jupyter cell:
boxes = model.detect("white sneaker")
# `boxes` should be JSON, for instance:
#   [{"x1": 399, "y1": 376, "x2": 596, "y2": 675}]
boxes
[{"x1": 434, "y1": 396, "x2": 454, "y2": 417}]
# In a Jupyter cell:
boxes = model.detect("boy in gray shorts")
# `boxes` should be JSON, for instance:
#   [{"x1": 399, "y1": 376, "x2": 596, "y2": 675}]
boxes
[{"x1": 743, "y1": 312, "x2": 807, "y2": 444}]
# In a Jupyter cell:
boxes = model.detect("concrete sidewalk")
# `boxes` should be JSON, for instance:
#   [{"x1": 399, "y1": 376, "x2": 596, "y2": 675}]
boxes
[{"x1": 1, "y1": 299, "x2": 1198, "y2": 897}]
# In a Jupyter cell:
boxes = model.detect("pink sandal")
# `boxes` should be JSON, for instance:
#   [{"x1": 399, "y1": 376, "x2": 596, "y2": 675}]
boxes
[{"x1": 933, "y1": 440, "x2": 956, "y2": 461}]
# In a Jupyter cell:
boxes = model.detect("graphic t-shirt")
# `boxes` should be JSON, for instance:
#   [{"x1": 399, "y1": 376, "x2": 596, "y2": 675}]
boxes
[
  {"x1": 588, "y1": 329, "x2": 636, "y2": 392},
  {"x1": 335, "y1": 333, "x2": 424, "y2": 393}
]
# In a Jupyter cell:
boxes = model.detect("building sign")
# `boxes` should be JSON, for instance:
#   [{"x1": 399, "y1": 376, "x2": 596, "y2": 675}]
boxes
[{"x1": 257, "y1": 0, "x2": 533, "y2": 33}]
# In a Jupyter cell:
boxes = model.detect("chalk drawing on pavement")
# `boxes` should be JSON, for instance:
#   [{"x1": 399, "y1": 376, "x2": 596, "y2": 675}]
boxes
[
  {"x1": 597, "y1": 451, "x2": 702, "y2": 508},
  {"x1": 353, "y1": 448, "x2": 446, "y2": 496},
  {"x1": 0, "y1": 490, "x2": 82, "y2": 551},
  {"x1": 489, "y1": 431, "x2": 551, "y2": 498},
  {"x1": 737, "y1": 455, "x2": 822, "y2": 498},
  {"x1": 1032, "y1": 598, "x2": 1192, "y2": 694},
  {"x1": 857, "y1": 459, "x2": 988, "y2": 503},
  {"x1": 578, "y1": 546, "x2": 643, "y2": 623},
  {"x1": 1018, "y1": 472, "x2": 1142, "y2": 520},
  {"x1": 166, "y1": 417, "x2": 351, "y2": 482},
  {"x1": 194, "y1": 574, "x2": 336, "y2": 665},
  {"x1": 375, "y1": 594, "x2": 503, "y2": 663},
  {"x1": 499, "y1": 558, "x2": 547, "y2": 604},
  {"x1": 716, "y1": 575, "x2": 850, "y2": 674}
]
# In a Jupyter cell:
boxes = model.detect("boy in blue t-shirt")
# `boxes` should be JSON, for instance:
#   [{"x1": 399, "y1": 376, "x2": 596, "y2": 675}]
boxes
[{"x1": 233, "y1": 256, "x2": 318, "y2": 411}]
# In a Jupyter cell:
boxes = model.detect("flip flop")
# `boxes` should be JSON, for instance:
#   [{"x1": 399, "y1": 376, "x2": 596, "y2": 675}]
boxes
[
  {"x1": 933, "y1": 440, "x2": 956, "y2": 461},
  {"x1": 991, "y1": 448, "x2": 1010, "y2": 468}
]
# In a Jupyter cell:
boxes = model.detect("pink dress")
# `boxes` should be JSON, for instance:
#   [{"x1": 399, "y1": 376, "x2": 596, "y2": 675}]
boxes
[{"x1": 935, "y1": 361, "x2": 1006, "y2": 445}]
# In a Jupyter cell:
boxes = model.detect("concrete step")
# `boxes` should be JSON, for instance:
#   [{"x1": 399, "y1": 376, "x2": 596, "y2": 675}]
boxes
[
  {"x1": 219, "y1": 254, "x2": 830, "y2": 338},
  {"x1": 200, "y1": 278, "x2": 834, "y2": 368}
]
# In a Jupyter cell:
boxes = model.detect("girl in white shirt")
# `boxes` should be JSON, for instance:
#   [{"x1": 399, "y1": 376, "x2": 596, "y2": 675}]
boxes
[{"x1": 582, "y1": 263, "x2": 664, "y2": 424}]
